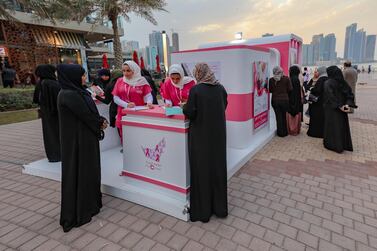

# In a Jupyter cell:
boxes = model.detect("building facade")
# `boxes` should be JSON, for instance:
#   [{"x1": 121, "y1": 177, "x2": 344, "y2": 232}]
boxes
[
  {"x1": 365, "y1": 35, "x2": 376, "y2": 62},
  {"x1": 172, "y1": 32, "x2": 179, "y2": 53},
  {"x1": 1, "y1": 6, "x2": 118, "y2": 81}
]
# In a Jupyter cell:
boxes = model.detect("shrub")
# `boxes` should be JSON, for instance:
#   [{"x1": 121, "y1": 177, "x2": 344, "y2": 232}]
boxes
[{"x1": 0, "y1": 87, "x2": 37, "y2": 112}]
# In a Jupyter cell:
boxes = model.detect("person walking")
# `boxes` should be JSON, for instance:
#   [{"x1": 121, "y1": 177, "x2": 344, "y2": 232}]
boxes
[{"x1": 2, "y1": 65, "x2": 17, "y2": 88}]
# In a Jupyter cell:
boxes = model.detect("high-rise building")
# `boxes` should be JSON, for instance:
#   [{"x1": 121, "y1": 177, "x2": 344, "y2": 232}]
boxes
[
  {"x1": 302, "y1": 44, "x2": 314, "y2": 66},
  {"x1": 322, "y1": 33, "x2": 337, "y2": 62},
  {"x1": 353, "y1": 29, "x2": 366, "y2": 62},
  {"x1": 149, "y1": 31, "x2": 164, "y2": 63},
  {"x1": 365, "y1": 35, "x2": 376, "y2": 62},
  {"x1": 344, "y1": 23, "x2": 357, "y2": 60},
  {"x1": 311, "y1": 34, "x2": 324, "y2": 63},
  {"x1": 121, "y1": 40, "x2": 139, "y2": 52},
  {"x1": 172, "y1": 32, "x2": 179, "y2": 52},
  {"x1": 148, "y1": 46, "x2": 158, "y2": 70}
]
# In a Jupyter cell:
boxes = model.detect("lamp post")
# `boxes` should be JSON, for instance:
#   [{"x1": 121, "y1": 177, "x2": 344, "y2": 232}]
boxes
[{"x1": 162, "y1": 31, "x2": 169, "y2": 73}]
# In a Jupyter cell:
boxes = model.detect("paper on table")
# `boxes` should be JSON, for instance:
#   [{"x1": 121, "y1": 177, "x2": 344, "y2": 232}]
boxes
[
  {"x1": 128, "y1": 106, "x2": 150, "y2": 111},
  {"x1": 165, "y1": 106, "x2": 183, "y2": 116}
]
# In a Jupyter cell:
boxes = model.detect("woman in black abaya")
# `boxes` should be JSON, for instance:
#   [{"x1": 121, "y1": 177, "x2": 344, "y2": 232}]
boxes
[
  {"x1": 307, "y1": 66, "x2": 328, "y2": 138},
  {"x1": 57, "y1": 64, "x2": 107, "y2": 232},
  {"x1": 323, "y1": 66, "x2": 357, "y2": 153},
  {"x1": 34, "y1": 65, "x2": 61, "y2": 162},
  {"x1": 183, "y1": 63, "x2": 228, "y2": 223},
  {"x1": 287, "y1": 65, "x2": 304, "y2": 135}
]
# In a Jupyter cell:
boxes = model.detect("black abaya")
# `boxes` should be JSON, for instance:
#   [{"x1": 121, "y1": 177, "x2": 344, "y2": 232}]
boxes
[
  {"x1": 57, "y1": 64, "x2": 103, "y2": 232},
  {"x1": 323, "y1": 66, "x2": 356, "y2": 153},
  {"x1": 35, "y1": 65, "x2": 61, "y2": 162},
  {"x1": 288, "y1": 66, "x2": 303, "y2": 117},
  {"x1": 307, "y1": 76, "x2": 328, "y2": 138},
  {"x1": 183, "y1": 83, "x2": 228, "y2": 222}
]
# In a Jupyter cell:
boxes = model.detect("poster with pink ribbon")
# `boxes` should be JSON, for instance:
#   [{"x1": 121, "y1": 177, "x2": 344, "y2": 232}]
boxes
[{"x1": 253, "y1": 61, "x2": 269, "y2": 130}]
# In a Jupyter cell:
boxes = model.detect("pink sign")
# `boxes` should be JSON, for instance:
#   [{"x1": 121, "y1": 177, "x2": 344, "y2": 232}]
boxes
[{"x1": 253, "y1": 61, "x2": 269, "y2": 130}]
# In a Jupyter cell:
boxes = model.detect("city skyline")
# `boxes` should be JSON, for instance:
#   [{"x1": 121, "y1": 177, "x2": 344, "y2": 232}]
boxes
[{"x1": 120, "y1": 0, "x2": 377, "y2": 59}]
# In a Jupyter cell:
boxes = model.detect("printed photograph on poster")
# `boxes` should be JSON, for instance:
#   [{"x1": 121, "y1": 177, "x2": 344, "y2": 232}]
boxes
[
  {"x1": 181, "y1": 62, "x2": 221, "y2": 80},
  {"x1": 253, "y1": 61, "x2": 269, "y2": 130}
]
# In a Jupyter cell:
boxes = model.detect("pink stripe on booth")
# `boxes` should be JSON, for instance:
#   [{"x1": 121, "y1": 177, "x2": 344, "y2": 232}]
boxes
[
  {"x1": 122, "y1": 121, "x2": 188, "y2": 133},
  {"x1": 122, "y1": 171, "x2": 190, "y2": 194}
]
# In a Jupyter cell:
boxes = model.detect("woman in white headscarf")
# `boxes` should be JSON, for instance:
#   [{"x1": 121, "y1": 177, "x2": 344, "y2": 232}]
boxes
[
  {"x1": 161, "y1": 64, "x2": 196, "y2": 107},
  {"x1": 112, "y1": 60, "x2": 153, "y2": 139}
]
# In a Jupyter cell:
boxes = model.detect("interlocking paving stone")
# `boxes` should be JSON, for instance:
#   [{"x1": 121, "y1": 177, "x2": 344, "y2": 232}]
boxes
[{"x1": 1, "y1": 77, "x2": 377, "y2": 250}]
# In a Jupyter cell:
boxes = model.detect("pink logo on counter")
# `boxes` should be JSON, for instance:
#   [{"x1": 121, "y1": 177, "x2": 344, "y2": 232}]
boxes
[{"x1": 142, "y1": 138, "x2": 166, "y2": 163}]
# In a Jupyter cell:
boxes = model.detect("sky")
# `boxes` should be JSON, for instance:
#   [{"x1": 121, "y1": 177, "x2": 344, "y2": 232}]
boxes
[{"x1": 121, "y1": 0, "x2": 377, "y2": 58}]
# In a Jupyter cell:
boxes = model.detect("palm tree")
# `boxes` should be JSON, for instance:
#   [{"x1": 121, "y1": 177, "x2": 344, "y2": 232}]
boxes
[
  {"x1": 95, "y1": 0, "x2": 167, "y2": 68},
  {"x1": 2, "y1": 0, "x2": 167, "y2": 69}
]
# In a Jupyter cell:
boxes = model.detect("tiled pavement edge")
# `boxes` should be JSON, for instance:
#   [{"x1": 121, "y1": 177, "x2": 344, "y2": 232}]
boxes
[{"x1": 0, "y1": 75, "x2": 377, "y2": 251}]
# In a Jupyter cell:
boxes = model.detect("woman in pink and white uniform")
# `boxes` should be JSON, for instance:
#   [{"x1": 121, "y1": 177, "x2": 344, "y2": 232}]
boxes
[
  {"x1": 112, "y1": 61, "x2": 153, "y2": 139},
  {"x1": 162, "y1": 64, "x2": 196, "y2": 107}
]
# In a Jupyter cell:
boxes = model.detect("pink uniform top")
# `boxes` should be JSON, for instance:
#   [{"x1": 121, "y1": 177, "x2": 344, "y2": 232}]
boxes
[
  {"x1": 161, "y1": 78, "x2": 195, "y2": 106},
  {"x1": 112, "y1": 77, "x2": 152, "y2": 128}
]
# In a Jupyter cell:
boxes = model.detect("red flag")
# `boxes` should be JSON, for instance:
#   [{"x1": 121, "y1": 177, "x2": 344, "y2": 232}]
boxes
[
  {"x1": 156, "y1": 55, "x2": 161, "y2": 73},
  {"x1": 140, "y1": 56, "x2": 145, "y2": 69},
  {"x1": 102, "y1": 54, "x2": 109, "y2": 69},
  {"x1": 133, "y1": 51, "x2": 139, "y2": 66}
]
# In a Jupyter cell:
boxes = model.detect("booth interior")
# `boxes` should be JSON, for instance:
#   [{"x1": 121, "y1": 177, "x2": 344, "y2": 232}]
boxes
[{"x1": 23, "y1": 34, "x2": 302, "y2": 221}]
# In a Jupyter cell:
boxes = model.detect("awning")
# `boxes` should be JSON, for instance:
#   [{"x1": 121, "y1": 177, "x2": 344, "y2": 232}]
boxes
[{"x1": 32, "y1": 29, "x2": 85, "y2": 49}]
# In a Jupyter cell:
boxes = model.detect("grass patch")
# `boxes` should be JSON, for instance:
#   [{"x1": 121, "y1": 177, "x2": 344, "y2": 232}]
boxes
[{"x1": 0, "y1": 109, "x2": 38, "y2": 125}]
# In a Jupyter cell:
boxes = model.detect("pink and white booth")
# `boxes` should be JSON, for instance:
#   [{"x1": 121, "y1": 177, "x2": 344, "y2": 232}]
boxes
[{"x1": 23, "y1": 34, "x2": 302, "y2": 221}]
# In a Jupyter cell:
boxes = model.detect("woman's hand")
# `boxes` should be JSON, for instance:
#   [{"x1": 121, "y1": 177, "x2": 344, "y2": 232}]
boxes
[
  {"x1": 127, "y1": 102, "x2": 135, "y2": 108},
  {"x1": 165, "y1": 103, "x2": 172, "y2": 108},
  {"x1": 100, "y1": 120, "x2": 108, "y2": 130},
  {"x1": 91, "y1": 92, "x2": 97, "y2": 99},
  {"x1": 179, "y1": 102, "x2": 186, "y2": 108},
  {"x1": 147, "y1": 103, "x2": 154, "y2": 109},
  {"x1": 340, "y1": 105, "x2": 350, "y2": 113}
]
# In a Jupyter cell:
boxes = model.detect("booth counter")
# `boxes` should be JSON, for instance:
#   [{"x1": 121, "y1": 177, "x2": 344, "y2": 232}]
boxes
[
  {"x1": 22, "y1": 35, "x2": 298, "y2": 221},
  {"x1": 120, "y1": 106, "x2": 190, "y2": 220}
]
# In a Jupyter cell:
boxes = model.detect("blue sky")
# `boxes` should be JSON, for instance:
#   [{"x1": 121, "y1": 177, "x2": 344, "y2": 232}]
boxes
[{"x1": 121, "y1": 0, "x2": 377, "y2": 58}]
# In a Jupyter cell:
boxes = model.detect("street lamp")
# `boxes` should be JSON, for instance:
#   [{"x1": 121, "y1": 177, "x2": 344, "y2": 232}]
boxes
[{"x1": 162, "y1": 31, "x2": 169, "y2": 73}]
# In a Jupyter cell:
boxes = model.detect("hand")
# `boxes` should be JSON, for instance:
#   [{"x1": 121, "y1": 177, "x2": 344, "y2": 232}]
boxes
[
  {"x1": 179, "y1": 102, "x2": 186, "y2": 108},
  {"x1": 101, "y1": 120, "x2": 108, "y2": 130},
  {"x1": 340, "y1": 105, "x2": 349, "y2": 113},
  {"x1": 147, "y1": 103, "x2": 154, "y2": 109},
  {"x1": 165, "y1": 103, "x2": 172, "y2": 108},
  {"x1": 127, "y1": 102, "x2": 135, "y2": 108},
  {"x1": 91, "y1": 92, "x2": 97, "y2": 98}
]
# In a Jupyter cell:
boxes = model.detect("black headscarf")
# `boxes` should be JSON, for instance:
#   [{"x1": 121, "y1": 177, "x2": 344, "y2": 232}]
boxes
[
  {"x1": 288, "y1": 65, "x2": 303, "y2": 116},
  {"x1": 57, "y1": 64, "x2": 98, "y2": 113},
  {"x1": 327, "y1": 66, "x2": 348, "y2": 87},
  {"x1": 35, "y1": 65, "x2": 56, "y2": 80}
]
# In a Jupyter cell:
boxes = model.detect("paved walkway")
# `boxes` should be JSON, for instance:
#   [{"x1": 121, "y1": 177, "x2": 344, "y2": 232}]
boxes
[{"x1": 1, "y1": 76, "x2": 377, "y2": 251}]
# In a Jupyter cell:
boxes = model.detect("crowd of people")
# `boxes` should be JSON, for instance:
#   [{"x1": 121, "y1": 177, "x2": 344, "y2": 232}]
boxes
[
  {"x1": 269, "y1": 62, "x2": 358, "y2": 154},
  {"x1": 29, "y1": 56, "x2": 360, "y2": 233},
  {"x1": 32, "y1": 61, "x2": 228, "y2": 232}
]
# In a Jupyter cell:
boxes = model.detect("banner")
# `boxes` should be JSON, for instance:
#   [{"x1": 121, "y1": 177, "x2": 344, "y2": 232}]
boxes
[{"x1": 253, "y1": 61, "x2": 269, "y2": 130}]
